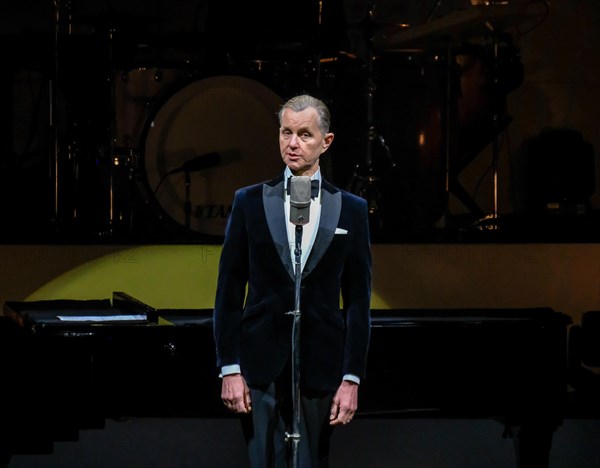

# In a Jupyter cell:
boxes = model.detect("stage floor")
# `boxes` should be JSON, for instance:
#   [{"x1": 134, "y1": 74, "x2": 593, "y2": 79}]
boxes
[{"x1": 7, "y1": 415, "x2": 600, "y2": 468}]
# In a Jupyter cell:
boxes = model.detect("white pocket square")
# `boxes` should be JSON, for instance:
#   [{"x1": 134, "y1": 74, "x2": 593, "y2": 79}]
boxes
[{"x1": 334, "y1": 228, "x2": 348, "y2": 235}]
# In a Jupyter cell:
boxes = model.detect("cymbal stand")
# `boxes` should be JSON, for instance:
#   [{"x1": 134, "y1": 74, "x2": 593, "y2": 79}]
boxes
[
  {"x1": 102, "y1": 21, "x2": 136, "y2": 238},
  {"x1": 441, "y1": 38, "x2": 458, "y2": 231},
  {"x1": 347, "y1": 2, "x2": 395, "y2": 236},
  {"x1": 50, "y1": 1, "x2": 60, "y2": 230},
  {"x1": 106, "y1": 23, "x2": 118, "y2": 237},
  {"x1": 468, "y1": 30, "x2": 507, "y2": 232},
  {"x1": 490, "y1": 34, "x2": 503, "y2": 228},
  {"x1": 50, "y1": 0, "x2": 69, "y2": 232}
]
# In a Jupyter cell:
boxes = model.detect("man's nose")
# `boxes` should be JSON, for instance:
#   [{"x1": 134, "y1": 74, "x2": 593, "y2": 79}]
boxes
[{"x1": 289, "y1": 134, "x2": 299, "y2": 147}]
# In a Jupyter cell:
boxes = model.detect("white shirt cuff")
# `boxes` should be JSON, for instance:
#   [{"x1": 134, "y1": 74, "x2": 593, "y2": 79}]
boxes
[
  {"x1": 220, "y1": 366, "x2": 359, "y2": 384},
  {"x1": 343, "y1": 374, "x2": 361, "y2": 385},
  {"x1": 220, "y1": 364, "x2": 241, "y2": 378}
]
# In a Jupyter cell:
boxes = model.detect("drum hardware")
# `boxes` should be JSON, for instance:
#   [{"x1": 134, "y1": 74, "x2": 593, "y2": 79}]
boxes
[
  {"x1": 457, "y1": 33, "x2": 523, "y2": 233},
  {"x1": 372, "y1": 1, "x2": 549, "y2": 50},
  {"x1": 346, "y1": 2, "x2": 398, "y2": 237},
  {"x1": 69, "y1": 10, "x2": 186, "y2": 239},
  {"x1": 138, "y1": 75, "x2": 283, "y2": 238},
  {"x1": 104, "y1": 45, "x2": 194, "y2": 238},
  {"x1": 113, "y1": 67, "x2": 192, "y2": 151},
  {"x1": 425, "y1": 0, "x2": 445, "y2": 24},
  {"x1": 50, "y1": 0, "x2": 76, "y2": 233},
  {"x1": 151, "y1": 152, "x2": 222, "y2": 230},
  {"x1": 242, "y1": 57, "x2": 314, "y2": 98},
  {"x1": 368, "y1": 2, "x2": 535, "y2": 238},
  {"x1": 94, "y1": 14, "x2": 128, "y2": 239}
]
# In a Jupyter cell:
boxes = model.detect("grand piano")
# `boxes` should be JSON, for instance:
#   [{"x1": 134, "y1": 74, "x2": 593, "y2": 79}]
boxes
[{"x1": 0, "y1": 292, "x2": 571, "y2": 467}]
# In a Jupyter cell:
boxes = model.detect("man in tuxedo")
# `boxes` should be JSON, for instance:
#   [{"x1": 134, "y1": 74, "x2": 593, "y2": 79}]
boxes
[{"x1": 213, "y1": 94, "x2": 372, "y2": 467}]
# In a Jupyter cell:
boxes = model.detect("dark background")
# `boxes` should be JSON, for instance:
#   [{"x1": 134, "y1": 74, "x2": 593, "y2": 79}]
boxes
[
  {"x1": 2, "y1": 4, "x2": 600, "y2": 467},
  {"x1": 1, "y1": 0, "x2": 599, "y2": 243}
]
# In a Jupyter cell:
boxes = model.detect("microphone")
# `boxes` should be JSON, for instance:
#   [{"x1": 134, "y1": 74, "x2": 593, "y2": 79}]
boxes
[
  {"x1": 168, "y1": 152, "x2": 221, "y2": 174},
  {"x1": 289, "y1": 176, "x2": 312, "y2": 226}
]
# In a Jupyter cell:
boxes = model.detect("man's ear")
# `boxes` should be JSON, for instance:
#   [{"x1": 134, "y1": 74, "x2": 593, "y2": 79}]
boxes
[{"x1": 322, "y1": 132, "x2": 334, "y2": 151}]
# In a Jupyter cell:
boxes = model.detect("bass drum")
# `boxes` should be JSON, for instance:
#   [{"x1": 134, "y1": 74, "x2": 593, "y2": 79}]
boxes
[{"x1": 138, "y1": 75, "x2": 284, "y2": 238}]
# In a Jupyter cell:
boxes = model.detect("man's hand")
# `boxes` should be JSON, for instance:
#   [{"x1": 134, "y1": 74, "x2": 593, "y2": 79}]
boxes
[
  {"x1": 329, "y1": 380, "x2": 358, "y2": 426},
  {"x1": 221, "y1": 373, "x2": 252, "y2": 413}
]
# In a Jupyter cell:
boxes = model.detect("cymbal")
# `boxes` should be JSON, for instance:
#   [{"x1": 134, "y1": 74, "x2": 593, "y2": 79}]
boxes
[{"x1": 373, "y1": 2, "x2": 549, "y2": 50}]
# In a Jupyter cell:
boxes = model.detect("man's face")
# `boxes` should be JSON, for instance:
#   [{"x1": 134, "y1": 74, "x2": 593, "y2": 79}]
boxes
[{"x1": 279, "y1": 107, "x2": 334, "y2": 176}]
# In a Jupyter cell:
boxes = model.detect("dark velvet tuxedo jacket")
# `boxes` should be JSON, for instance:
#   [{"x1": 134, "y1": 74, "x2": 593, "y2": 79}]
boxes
[{"x1": 213, "y1": 172, "x2": 372, "y2": 392}]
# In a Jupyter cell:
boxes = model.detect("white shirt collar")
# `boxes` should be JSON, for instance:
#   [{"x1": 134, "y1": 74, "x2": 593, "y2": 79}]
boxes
[{"x1": 283, "y1": 167, "x2": 322, "y2": 190}]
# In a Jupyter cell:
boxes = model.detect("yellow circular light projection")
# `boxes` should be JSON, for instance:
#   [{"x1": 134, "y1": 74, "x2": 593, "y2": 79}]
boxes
[{"x1": 26, "y1": 245, "x2": 388, "y2": 310}]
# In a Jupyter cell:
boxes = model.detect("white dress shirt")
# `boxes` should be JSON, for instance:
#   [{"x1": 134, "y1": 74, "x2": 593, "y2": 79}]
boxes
[{"x1": 283, "y1": 166, "x2": 321, "y2": 272}]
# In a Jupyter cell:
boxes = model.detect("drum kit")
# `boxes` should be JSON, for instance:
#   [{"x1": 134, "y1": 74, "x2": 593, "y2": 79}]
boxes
[{"x1": 47, "y1": 0, "x2": 545, "y2": 242}]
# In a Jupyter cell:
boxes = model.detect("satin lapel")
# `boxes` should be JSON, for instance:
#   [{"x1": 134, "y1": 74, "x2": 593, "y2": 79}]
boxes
[
  {"x1": 302, "y1": 183, "x2": 341, "y2": 278},
  {"x1": 263, "y1": 179, "x2": 295, "y2": 281}
]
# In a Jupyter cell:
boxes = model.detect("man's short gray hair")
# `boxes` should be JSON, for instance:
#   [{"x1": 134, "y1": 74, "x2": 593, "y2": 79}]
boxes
[{"x1": 278, "y1": 95, "x2": 331, "y2": 136}]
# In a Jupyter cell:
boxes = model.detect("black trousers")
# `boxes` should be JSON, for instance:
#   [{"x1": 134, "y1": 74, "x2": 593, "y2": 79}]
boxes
[{"x1": 241, "y1": 363, "x2": 335, "y2": 468}]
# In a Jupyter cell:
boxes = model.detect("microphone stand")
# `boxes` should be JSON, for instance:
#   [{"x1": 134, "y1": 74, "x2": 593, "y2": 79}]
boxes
[{"x1": 286, "y1": 224, "x2": 303, "y2": 468}]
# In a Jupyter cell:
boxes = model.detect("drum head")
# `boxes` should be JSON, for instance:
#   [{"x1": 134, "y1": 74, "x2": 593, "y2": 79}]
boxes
[{"x1": 140, "y1": 75, "x2": 284, "y2": 237}]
